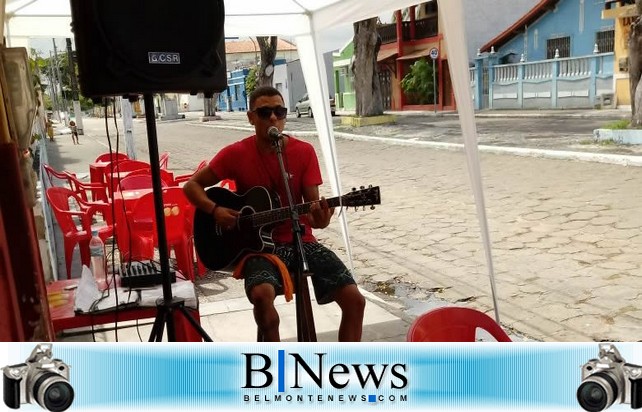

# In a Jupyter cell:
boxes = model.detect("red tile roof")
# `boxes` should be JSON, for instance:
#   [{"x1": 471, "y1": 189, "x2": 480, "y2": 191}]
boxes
[
  {"x1": 225, "y1": 38, "x2": 297, "y2": 54},
  {"x1": 480, "y1": 0, "x2": 561, "y2": 53}
]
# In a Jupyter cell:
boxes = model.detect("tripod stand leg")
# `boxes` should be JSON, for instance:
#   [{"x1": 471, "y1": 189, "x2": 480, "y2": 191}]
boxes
[
  {"x1": 149, "y1": 308, "x2": 167, "y2": 342},
  {"x1": 177, "y1": 307, "x2": 213, "y2": 342}
]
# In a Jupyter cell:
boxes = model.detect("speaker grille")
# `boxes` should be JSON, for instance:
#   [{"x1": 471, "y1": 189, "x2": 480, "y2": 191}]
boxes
[{"x1": 70, "y1": 0, "x2": 227, "y2": 97}]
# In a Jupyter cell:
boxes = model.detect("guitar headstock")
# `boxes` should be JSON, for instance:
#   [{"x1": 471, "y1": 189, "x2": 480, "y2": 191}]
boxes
[{"x1": 342, "y1": 185, "x2": 381, "y2": 208}]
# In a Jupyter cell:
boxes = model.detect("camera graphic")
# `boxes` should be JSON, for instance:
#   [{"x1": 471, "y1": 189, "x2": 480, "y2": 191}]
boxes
[
  {"x1": 577, "y1": 343, "x2": 642, "y2": 412},
  {"x1": 3, "y1": 344, "x2": 74, "y2": 412}
]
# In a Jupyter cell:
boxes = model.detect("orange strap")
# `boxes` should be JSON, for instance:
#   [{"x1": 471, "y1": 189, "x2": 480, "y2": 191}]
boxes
[{"x1": 233, "y1": 253, "x2": 293, "y2": 302}]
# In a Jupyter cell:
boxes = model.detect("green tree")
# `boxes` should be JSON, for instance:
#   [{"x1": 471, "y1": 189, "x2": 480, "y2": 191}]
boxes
[
  {"x1": 400, "y1": 58, "x2": 436, "y2": 105},
  {"x1": 30, "y1": 49, "x2": 94, "y2": 111},
  {"x1": 245, "y1": 65, "x2": 259, "y2": 96}
]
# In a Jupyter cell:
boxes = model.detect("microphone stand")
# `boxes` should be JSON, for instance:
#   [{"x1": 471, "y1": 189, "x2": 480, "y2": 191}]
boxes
[{"x1": 271, "y1": 135, "x2": 317, "y2": 342}]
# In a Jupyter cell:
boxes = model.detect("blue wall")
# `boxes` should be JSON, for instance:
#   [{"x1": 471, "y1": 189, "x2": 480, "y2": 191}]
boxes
[
  {"x1": 496, "y1": 0, "x2": 613, "y2": 62},
  {"x1": 218, "y1": 68, "x2": 250, "y2": 112}
]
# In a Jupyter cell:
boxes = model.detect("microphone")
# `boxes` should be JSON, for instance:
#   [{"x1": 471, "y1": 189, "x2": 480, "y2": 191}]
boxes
[{"x1": 267, "y1": 126, "x2": 284, "y2": 141}]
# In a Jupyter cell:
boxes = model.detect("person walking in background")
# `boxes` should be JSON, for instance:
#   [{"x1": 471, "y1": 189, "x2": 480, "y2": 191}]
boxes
[
  {"x1": 69, "y1": 121, "x2": 79, "y2": 145},
  {"x1": 46, "y1": 119, "x2": 54, "y2": 141}
]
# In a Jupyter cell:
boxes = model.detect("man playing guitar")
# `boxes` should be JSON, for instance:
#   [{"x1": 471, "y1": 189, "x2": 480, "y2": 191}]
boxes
[{"x1": 183, "y1": 86, "x2": 365, "y2": 342}]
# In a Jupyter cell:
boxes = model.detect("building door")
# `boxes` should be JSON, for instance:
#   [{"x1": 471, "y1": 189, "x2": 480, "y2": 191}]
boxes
[{"x1": 379, "y1": 70, "x2": 392, "y2": 111}]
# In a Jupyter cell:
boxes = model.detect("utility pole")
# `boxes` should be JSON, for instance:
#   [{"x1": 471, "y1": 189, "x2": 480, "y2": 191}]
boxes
[
  {"x1": 120, "y1": 96, "x2": 137, "y2": 159},
  {"x1": 48, "y1": 51, "x2": 61, "y2": 122},
  {"x1": 52, "y1": 39, "x2": 68, "y2": 124},
  {"x1": 66, "y1": 38, "x2": 84, "y2": 135}
]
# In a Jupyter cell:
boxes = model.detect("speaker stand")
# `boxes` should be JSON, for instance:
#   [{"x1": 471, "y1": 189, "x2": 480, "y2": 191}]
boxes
[{"x1": 141, "y1": 93, "x2": 212, "y2": 342}]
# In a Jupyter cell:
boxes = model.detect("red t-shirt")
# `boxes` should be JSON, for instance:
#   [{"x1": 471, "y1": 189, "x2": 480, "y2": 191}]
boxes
[{"x1": 208, "y1": 135, "x2": 322, "y2": 243}]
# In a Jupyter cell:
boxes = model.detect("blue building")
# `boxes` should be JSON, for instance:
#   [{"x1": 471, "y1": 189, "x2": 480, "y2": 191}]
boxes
[
  {"x1": 480, "y1": 0, "x2": 614, "y2": 63},
  {"x1": 217, "y1": 68, "x2": 250, "y2": 112},
  {"x1": 216, "y1": 59, "x2": 289, "y2": 112},
  {"x1": 472, "y1": 0, "x2": 615, "y2": 110}
]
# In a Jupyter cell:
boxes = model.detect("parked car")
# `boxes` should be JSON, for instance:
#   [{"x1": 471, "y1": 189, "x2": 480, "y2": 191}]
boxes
[{"x1": 294, "y1": 93, "x2": 336, "y2": 118}]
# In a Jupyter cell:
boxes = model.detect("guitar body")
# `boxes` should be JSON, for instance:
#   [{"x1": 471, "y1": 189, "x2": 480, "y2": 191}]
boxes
[
  {"x1": 193, "y1": 184, "x2": 381, "y2": 272},
  {"x1": 193, "y1": 186, "x2": 278, "y2": 270}
]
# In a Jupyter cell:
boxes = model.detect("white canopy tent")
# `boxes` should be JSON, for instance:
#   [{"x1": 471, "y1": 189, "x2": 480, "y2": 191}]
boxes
[{"x1": 3, "y1": 0, "x2": 500, "y2": 320}]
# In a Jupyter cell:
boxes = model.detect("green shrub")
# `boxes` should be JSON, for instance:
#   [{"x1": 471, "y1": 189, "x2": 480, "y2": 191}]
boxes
[{"x1": 603, "y1": 119, "x2": 630, "y2": 130}]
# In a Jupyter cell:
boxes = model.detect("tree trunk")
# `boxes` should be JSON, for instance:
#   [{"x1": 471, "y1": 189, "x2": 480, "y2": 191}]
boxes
[
  {"x1": 257, "y1": 36, "x2": 277, "y2": 87},
  {"x1": 630, "y1": 0, "x2": 642, "y2": 126},
  {"x1": 352, "y1": 18, "x2": 383, "y2": 117}
]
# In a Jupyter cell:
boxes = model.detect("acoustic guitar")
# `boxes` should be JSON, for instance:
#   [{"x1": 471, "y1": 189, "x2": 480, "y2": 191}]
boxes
[{"x1": 193, "y1": 185, "x2": 381, "y2": 270}]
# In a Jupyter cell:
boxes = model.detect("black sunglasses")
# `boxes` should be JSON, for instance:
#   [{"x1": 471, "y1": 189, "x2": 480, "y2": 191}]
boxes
[{"x1": 254, "y1": 106, "x2": 288, "y2": 120}]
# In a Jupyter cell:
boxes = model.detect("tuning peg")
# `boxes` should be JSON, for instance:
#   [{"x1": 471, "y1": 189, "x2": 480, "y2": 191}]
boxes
[
  {"x1": 360, "y1": 185, "x2": 365, "y2": 190},
  {"x1": 354, "y1": 207, "x2": 358, "y2": 212},
  {"x1": 368, "y1": 184, "x2": 372, "y2": 188},
  {"x1": 370, "y1": 205, "x2": 375, "y2": 210},
  {"x1": 352, "y1": 187, "x2": 356, "y2": 192}
]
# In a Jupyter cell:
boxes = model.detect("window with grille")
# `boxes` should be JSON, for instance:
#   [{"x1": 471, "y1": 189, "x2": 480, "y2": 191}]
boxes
[
  {"x1": 546, "y1": 36, "x2": 570, "y2": 59},
  {"x1": 595, "y1": 30, "x2": 615, "y2": 53}
]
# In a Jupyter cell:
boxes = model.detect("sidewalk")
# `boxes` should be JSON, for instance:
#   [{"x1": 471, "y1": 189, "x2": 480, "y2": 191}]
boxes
[{"x1": 336, "y1": 107, "x2": 631, "y2": 118}]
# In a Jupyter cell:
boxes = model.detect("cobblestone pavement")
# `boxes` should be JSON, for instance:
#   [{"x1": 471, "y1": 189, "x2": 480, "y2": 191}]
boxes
[{"x1": 66, "y1": 113, "x2": 642, "y2": 342}]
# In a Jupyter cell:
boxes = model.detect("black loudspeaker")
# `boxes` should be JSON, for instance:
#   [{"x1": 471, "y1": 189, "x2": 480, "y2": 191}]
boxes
[{"x1": 69, "y1": 0, "x2": 227, "y2": 97}]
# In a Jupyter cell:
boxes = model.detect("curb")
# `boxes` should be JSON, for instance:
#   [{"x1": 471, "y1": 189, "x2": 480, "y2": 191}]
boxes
[{"x1": 188, "y1": 121, "x2": 642, "y2": 167}]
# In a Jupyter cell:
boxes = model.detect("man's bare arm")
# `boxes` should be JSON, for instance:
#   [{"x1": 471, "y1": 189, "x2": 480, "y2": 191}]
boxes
[{"x1": 183, "y1": 166, "x2": 239, "y2": 228}]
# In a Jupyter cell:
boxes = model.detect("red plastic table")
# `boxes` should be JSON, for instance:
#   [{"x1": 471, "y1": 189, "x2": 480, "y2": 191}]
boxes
[{"x1": 47, "y1": 279, "x2": 203, "y2": 341}]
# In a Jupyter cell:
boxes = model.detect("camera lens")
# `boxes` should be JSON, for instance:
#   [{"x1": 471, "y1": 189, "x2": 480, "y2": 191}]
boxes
[
  {"x1": 43, "y1": 382, "x2": 73, "y2": 411},
  {"x1": 33, "y1": 372, "x2": 74, "y2": 412},
  {"x1": 577, "y1": 372, "x2": 618, "y2": 412}
]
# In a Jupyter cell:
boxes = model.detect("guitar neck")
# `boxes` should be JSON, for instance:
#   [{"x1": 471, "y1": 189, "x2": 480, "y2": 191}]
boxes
[{"x1": 250, "y1": 196, "x2": 343, "y2": 227}]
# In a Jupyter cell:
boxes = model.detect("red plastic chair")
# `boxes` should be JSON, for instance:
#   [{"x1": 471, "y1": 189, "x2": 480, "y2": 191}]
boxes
[
  {"x1": 130, "y1": 188, "x2": 195, "y2": 280},
  {"x1": 65, "y1": 173, "x2": 110, "y2": 205},
  {"x1": 46, "y1": 187, "x2": 114, "y2": 279},
  {"x1": 406, "y1": 307, "x2": 512, "y2": 342},
  {"x1": 95, "y1": 152, "x2": 129, "y2": 163},
  {"x1": 113, "y1": 199, "x2": 155, "y2": 264},
  {"x1": 124, "y1": 168, "x2": 175, "y2": 186},
  {"x1": 174, "y1": 160, "x2": 208, "y2": 185},
  {"x1": 117, "y1": 174, "x2": 169, "y2": 191},
  {"x1": 159, "y1": 152, "x2": 170, "y2": 170},
  {"x1": 43, "y1": 164, "x2": 75, "y2": 189}
]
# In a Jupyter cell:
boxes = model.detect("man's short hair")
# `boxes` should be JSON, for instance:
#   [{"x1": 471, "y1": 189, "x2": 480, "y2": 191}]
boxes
[{"x1": 249, "y1": 86, "x2": 284, "y2": 109}]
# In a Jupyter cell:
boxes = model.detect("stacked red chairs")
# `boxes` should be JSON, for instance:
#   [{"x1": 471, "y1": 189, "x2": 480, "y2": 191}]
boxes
[
  {"x1": 117, "y1": 174, "x2": 169, "y2": 191},
  {"x1": 129, "y1": 187, "x2": 196, "y2": 280},
  {"x1": 95, "y1": 152, "x2": 129, "y2": 163},
  {"x1": 46, "y1": 187, "x2": 114, "y2": 279}
]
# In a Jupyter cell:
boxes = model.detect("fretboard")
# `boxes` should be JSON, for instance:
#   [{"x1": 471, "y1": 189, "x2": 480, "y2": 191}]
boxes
[{"x1": 245, "y1": 196, "x2": 344, "y2": 227}]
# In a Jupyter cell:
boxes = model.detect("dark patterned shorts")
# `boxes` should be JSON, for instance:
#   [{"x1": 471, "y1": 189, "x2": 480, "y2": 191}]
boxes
[{"x1": 242, "y1": 242, "x2": 356, "y2": 305}]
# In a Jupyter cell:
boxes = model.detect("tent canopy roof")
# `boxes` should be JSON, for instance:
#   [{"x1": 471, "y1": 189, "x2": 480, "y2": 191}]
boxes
[{"x1": 5, "y1": 0, "x2": 421, "y2": 40}]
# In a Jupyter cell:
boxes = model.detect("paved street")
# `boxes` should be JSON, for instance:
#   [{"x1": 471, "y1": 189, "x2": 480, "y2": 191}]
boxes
[{"x1": 51, "y1": 111, "x2": 642, "y2": 342}]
